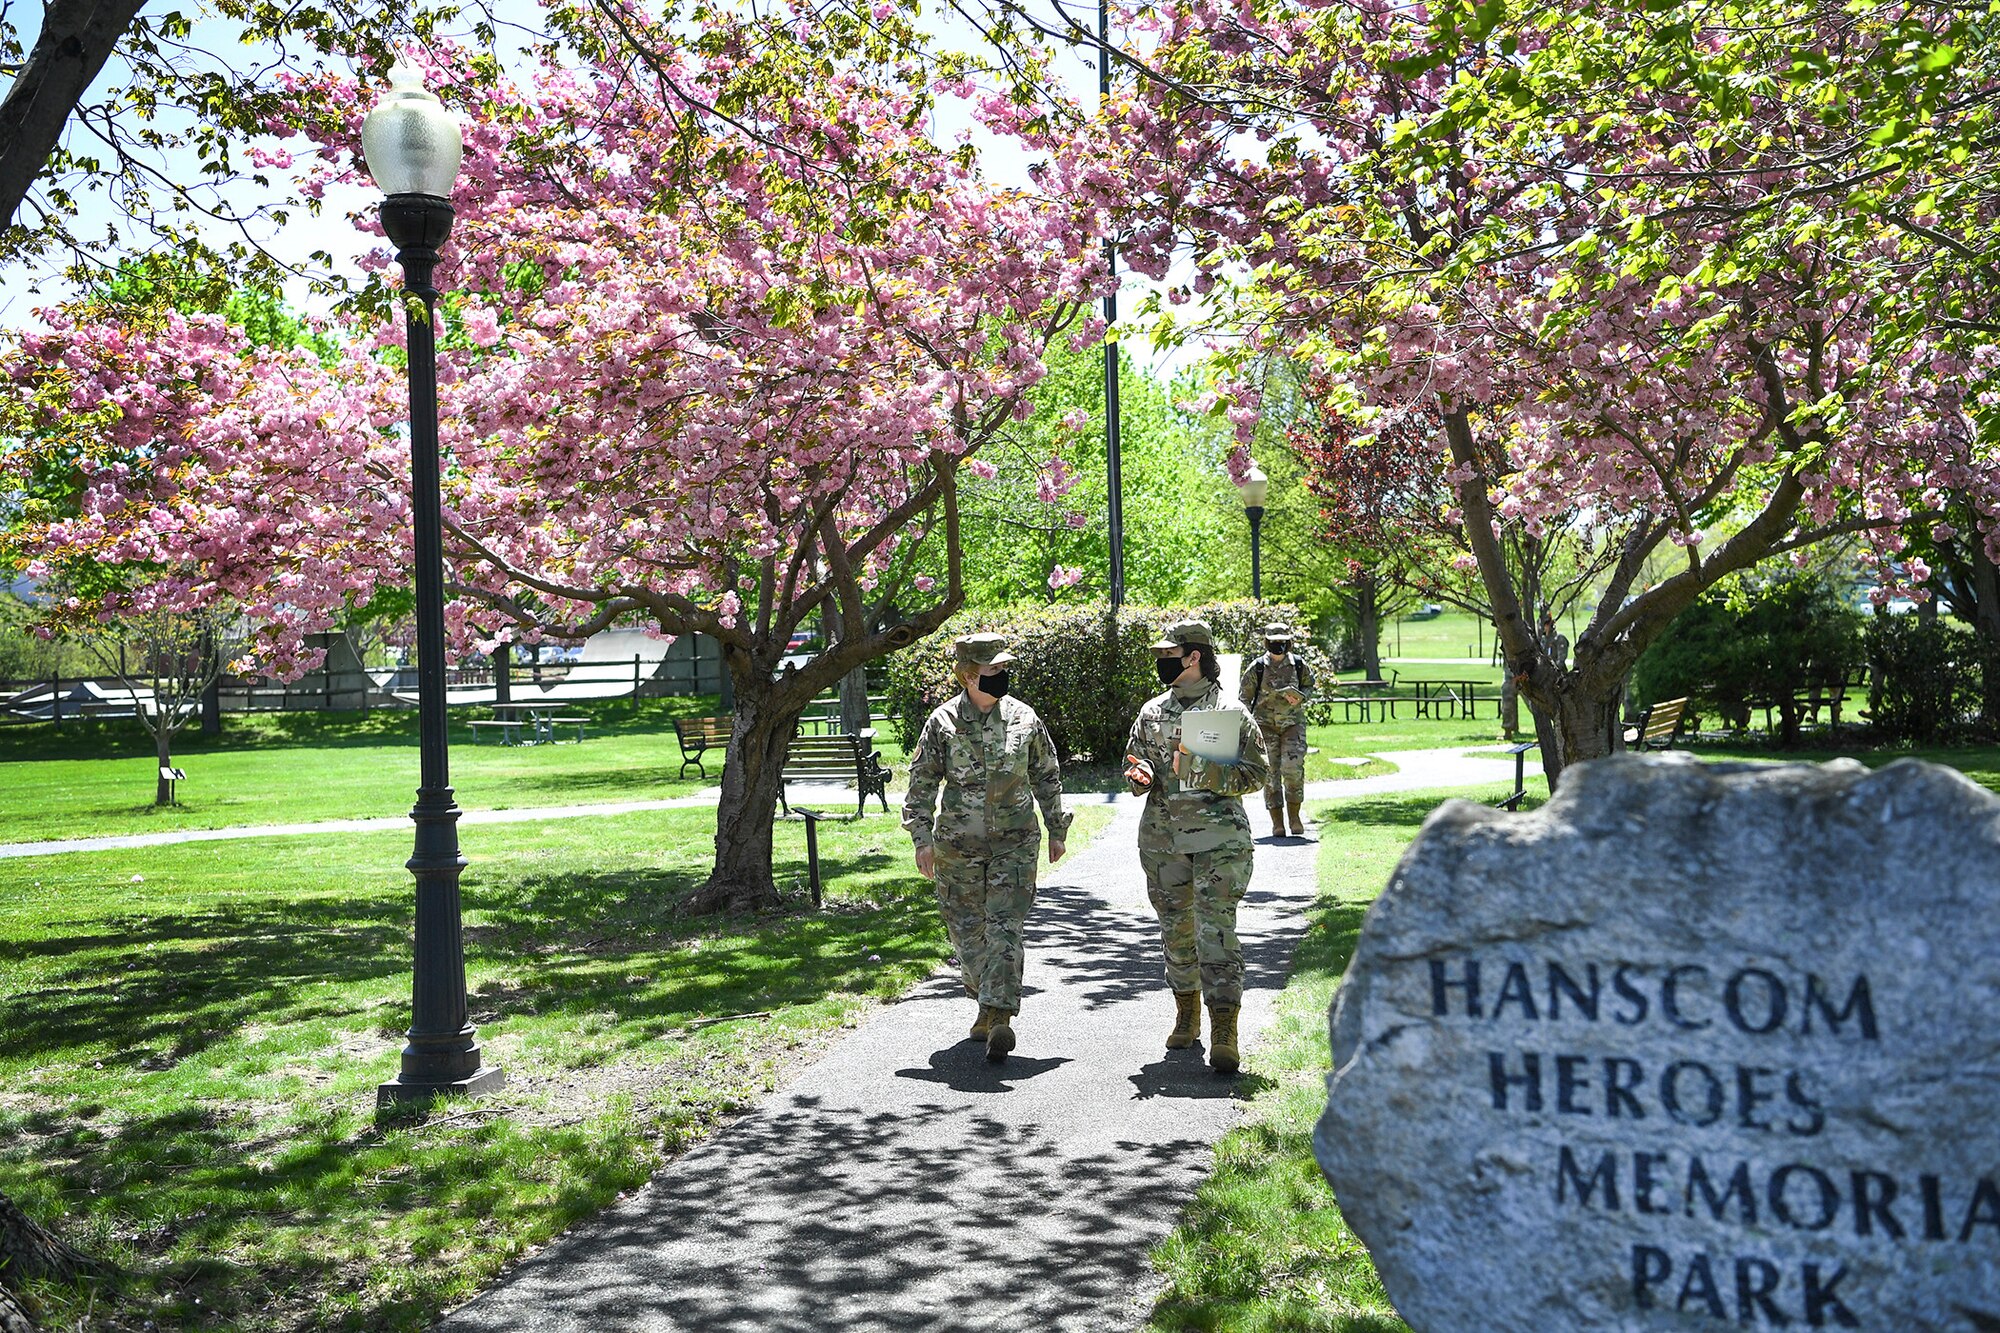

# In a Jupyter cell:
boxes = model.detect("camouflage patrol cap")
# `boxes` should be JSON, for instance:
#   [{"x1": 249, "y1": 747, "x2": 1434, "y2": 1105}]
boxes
[
  {"x1": 1262, "y1": 622, "x2": 1295, "y2": 641},
  {"x1": 1150, "y1": 619, "x2": 1215, "y2": 651},
  {"x1": 953, "y1": 632, "x2": 1017, "y2": 668}
]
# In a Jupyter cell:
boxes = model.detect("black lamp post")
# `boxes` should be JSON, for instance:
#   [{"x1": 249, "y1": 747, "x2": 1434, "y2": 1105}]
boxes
[
  {"x1": 1098, "y1": 0, "x2": 1126, "y2": 609},
  {"x1": 364, "y1": 60, "x2": 502, "y2": 1108},
  {"x1": 1236, "y1": 458, "x2": 1269, "y2": 601}
]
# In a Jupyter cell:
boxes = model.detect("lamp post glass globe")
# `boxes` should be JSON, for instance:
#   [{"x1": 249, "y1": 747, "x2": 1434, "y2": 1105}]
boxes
[
  {"x1": 362, "y1": 59, "x2": 463, "y2": 200},
  {"x1": 1236, "y1": 459, "x2": 1269, "y2": 601},
  {"x1": 1236, "y1": 459, "x2": 1270, "y2": 511},
  {"x1": 362, "y1": 59, "x2": 499, "y2": 1108}
]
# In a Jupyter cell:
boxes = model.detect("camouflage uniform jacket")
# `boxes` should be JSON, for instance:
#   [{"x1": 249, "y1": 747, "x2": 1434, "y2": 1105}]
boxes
[
  {"x1": 902, "y1": 693, "x2": 1071, "y2": 855},
  {"x1": 1125, "y1": 680, "x2": 1268, "y2": 855},
  {"x1": 1241, "y1": 654, "x2": 1314, "y2": 733}
]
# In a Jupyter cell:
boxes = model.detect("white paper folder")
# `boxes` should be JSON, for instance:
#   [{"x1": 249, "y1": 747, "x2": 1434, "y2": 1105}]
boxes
[{"x1": 1179, "y1": 709, "x2": 1241, "y2": 764}]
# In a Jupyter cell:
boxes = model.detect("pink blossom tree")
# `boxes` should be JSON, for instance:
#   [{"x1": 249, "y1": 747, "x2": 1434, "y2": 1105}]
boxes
[
  {"x1": 1093, "y1": 0, "x2": 1993, "y2": 781},
  {"x1": 4, "y1": 6, "x2": 1110, "y2": 912}
]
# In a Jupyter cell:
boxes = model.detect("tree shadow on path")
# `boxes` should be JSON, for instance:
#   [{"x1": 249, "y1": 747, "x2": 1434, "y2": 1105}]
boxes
[{"x1": 444, "y1": 1098, "x2": 1213, "y2": 1333}]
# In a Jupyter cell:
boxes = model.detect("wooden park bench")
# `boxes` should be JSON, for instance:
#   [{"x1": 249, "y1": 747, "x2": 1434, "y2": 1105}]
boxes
[
  {"x1": 466, "y1": 718, "x2": 525, "y2": 745},
  {"x1": 674, "y1": 715, "x2": 733, "y2": 779},
  {"x1": 779, "y1": 729, "x2": 892, "y2": 820},
  {"x1": 1624, "y1": 696, "x2": 1689, "y2": 751}
]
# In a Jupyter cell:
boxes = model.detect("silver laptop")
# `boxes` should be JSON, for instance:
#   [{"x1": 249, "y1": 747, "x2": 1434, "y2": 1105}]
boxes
[{"x1": 1179, "y1": 709, "x2": 1242, "y2": 764}]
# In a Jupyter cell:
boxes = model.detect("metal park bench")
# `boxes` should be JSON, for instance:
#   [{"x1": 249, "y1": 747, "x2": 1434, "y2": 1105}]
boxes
[
  {"x1": 779, "y1": 730, "x2": 892, "y2": 820},
  {"x1": 674, "y1": 715, "x2": 733, "y2": 779}
]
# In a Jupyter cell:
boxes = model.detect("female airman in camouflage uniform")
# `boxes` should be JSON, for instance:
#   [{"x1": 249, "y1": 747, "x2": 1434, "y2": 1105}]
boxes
[
  {"x1": 1240, "y1": 622, "x2": 1315, "y2": 837},
  {"x1": 1124, "y1": 620, "x2": 1268, "y2": 1073},
  {"x1": 902, "y1": 634, "x2": 1071, "y2": 1062}
]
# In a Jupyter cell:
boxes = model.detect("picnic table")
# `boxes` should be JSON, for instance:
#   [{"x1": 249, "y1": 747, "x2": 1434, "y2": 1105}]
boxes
[
  {"x1": 467, "y1": 700, "x2": 590, "y2": 746},
  {"x1": 1411, "y1": 678, "x2": 1486, "y2": 720}
]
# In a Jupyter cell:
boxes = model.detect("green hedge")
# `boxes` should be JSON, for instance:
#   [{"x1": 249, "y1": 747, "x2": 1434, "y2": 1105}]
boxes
[
  {"x1": 884, "y1": 600, "x2": 1335, "y2": 763},
  {"x1": 1865, "y1": 615, "x2": 1983, "y2": 742}
]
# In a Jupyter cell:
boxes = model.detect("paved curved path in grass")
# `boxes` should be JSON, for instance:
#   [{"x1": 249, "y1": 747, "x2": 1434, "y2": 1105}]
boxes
[
  {"x1": 0, "y1": 746, "x2": 1526, "y2": 860},
  {"x1": 433, "y1": 751, "x2": 1527, "y2": 1332},
  {"x1": 439, "y1": 795, "x2": 1323, "y2": 1333}
]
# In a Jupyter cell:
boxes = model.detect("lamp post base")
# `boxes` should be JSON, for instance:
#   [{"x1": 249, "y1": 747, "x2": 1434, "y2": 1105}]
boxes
[{"x1": 377, "y1": 1064, "x2": 505, "y2": 1109}]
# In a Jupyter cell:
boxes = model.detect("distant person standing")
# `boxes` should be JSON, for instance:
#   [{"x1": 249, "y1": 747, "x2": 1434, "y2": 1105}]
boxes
[
  {"x1": 902, "y1": 633, "x2": 1070, "y2": 1062},
  {"x1": 1539, "y1": 610, "x2": 1569, "y2": 670},
  {"x1": 1239, "y1": 622, "x2": 1315, "y2": 838},
  {"x1": 1124, "y1": 620, "x2": 1268, "y2": 1073}
]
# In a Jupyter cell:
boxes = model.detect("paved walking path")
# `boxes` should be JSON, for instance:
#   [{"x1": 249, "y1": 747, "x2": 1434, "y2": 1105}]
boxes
[
  {"x1": 440, "y1": 798, "x2": 1322, "y2": 1333},
  {"x1": 0, "y1": 747, "x2": 1523, "y2": 860}
]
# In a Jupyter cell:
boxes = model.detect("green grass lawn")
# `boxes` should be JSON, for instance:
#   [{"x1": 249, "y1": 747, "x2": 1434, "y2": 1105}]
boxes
[
  {"x1": 1672, "y1": 736, "x2": 2000, "y2": 798},
  {"x1": 1306, "y1": 715, "x2": 1503, "y2": 762},
  {"x1": 1146, "y1": 780, "x2": 1538, "y2": 1333},
  {"x1": 0, "y1": 801, "x2": 1113, "y2": 1331},
  {"x1": 1377, "y1": 609, "x2": 1501, "y2": 664},
  {"x1": 0, "y1": 704, "x2": 914, "y2": 844}
]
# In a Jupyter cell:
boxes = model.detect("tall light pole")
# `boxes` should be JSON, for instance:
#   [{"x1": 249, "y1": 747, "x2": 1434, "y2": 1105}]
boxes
[
  {"x1": 1099, "y1": 0, "x2": 1126, "y2": 609},
  {"x1": 363, "y1": 60, "x2": 503, "y2": 1108},
  {"x1": 1236, "y1": 459, "x2": 1269, "y2": 601}
]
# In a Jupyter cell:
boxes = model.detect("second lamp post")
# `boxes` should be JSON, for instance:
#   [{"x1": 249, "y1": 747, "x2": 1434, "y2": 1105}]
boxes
[{"x1": 1236, "y1": 458, "x2": 1269, "y2": 601}]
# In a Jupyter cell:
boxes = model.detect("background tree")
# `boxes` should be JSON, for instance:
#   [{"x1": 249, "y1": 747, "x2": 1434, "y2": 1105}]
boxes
[
  {"x1": 1633, "y1": 567, "x2": 1865, "y2": 748},
  {"x1": 4, "y1": 4, "x2": 1111, "y2": 914},
  {"x1": 54, "y1": 592, "x2": 244, "y2": 803},
  {"x1": 918, "y1": 339, "x2": 1241, "y2": 607},
  {"x1": 1905, "y1": 500, "x2": 2000, "y2": 730},
  {"x1": 1099, "y1": 0, "x2": 1985, "y2": 783}
]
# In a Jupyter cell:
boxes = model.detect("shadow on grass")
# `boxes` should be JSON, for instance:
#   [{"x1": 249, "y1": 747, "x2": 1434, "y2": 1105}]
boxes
[
  {"x1": 0, "y1": 837, "x2": 948, "y2": 1329},
  {"x1": 10, "y1": 1090, "x2": 659, "y2": 1331},
  {"x1": 0, "y1": 844, "x2": 926, "y2": 1070}
]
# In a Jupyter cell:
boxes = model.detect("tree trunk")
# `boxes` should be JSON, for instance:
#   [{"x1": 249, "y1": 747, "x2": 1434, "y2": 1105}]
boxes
[
  {"x1": 0, "y1": 1189, "x2": 99, "y2": 1329},
  {"x1": 1538, "y1": 687, "x2": 1621, "y2": 787},
  {"x1": 200, "y1": 631, "x2": 221, "y2": 736},
  {"x1": 155, "y1": 727, "x2": 174, "y2": 806},
  {"x1": 494, "y1": 643, "x2": 512, "y2": 706},
  {"x1": 1778, "y1": 697, "x2": 1804, "y2": 749},
  {"x1": 1969, "y1": 539, "x2": 2000, "y2": 732},
  {"x1": 692, "y1": 671, "x2": 801, "y2": 915},
  {"x1": 1355, "y1": 573, "x2": 1384, "y2": 682}
]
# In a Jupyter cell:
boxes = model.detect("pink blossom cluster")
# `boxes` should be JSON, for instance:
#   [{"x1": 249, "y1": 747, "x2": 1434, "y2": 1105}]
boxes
[{"x1": 4, "y1": 2, "x2": 1114, "y2": 673}]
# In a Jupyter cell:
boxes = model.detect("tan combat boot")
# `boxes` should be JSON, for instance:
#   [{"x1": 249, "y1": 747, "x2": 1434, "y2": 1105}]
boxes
[
  {"x1": 985, "y1": 1010, "x2": 1017, "y2": 1062},
  {"x1": 1208, "y1": 1002, "x2": 1241, "y2": 1074},
  {"x1": 1166, "y1": 990, "x2": 1202, "y2": 1049},
  {"x1": 1288, "y1": 800, "x2": 1309, "y2": 838},
  {"x1": 1266, "y1": 801, "x2": 1287, "y2": 837},
  {"x1": 970, "y1": 1004, "x2": 997, "y2": 1043}
]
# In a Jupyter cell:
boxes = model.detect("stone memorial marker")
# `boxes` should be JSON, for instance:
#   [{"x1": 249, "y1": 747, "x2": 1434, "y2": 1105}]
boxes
[{"x1": 1314, "y1": 755, "x2": 2000, "y2": 1331}]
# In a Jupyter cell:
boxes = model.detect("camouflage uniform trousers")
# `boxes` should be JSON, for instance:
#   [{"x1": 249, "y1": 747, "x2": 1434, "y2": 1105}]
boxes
[
  {"x1": 1259, "y1": 719, "x2": 1309, "y2": 808},
  {"x1": 932, "y1": 840, "x2": 1040, "y2": 1013},
  {"x1": 1140, "y1": 841, "x2": 1255, "y2": 1008}
]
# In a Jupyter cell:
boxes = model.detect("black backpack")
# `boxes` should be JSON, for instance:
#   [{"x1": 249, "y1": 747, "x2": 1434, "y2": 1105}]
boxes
[{"x1": 1249, "y1": 656, "x2": 1314, "y2": 707}]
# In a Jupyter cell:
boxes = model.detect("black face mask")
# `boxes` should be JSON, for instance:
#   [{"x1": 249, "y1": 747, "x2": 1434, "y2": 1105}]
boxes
[
  {"x1": 1266, "y1": 641, "x2": 1289, "y2": 656},
  {"x1": 977, "y1": 669, "x2": 1010, "y2": 699},
  {"x1": 1156, "y1": 655, "x2": 1187, "y2": 685}
]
